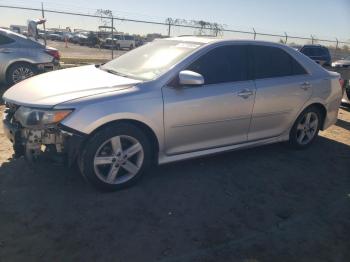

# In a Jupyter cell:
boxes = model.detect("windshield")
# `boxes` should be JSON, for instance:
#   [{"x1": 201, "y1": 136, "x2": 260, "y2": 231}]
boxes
[{"x1": 101, "y1": 40, "x2": 203, "y2": 80}]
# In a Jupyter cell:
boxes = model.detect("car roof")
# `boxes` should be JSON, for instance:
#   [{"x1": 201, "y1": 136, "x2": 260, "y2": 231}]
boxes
[
  {"x1": 301, "y1": 44, "x2": 327, "y2": 48},
  {"x1": 162, "y1": 36, "x2": 289, "y2": 48},
  {"x1": 0, "y1": 28, "x2": 26, "y2": 38},
  {"x1": 0, "y1": 28, "x2": 44, "y2": 47}
]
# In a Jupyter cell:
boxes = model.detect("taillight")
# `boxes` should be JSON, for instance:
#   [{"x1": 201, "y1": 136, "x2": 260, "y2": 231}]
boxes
[{"x1": 45, "y1": 49, "x2": 60, "y2": 60}]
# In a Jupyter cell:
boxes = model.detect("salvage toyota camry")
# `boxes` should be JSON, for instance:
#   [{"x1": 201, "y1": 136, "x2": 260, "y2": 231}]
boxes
[{"x1": 2, "y1": 37, "x2": 343, "y2": 190}]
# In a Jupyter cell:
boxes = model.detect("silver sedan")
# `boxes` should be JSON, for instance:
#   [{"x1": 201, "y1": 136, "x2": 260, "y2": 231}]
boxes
[
  {"x1": 0, "y1": 28, "x2": 60, "y2": 86},
  {"x1": 2, "y1": 37, "x2": 343, "y2": 190}
]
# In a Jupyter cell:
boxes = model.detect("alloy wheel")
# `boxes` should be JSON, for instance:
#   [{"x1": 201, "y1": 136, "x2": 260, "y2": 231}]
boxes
[
  {"x1": 12, "y1": 66, "x2": 34, "y2": 84},
  {"x1": 296, "y1": 112, "x2": 319, "y2": 145},
  {"x1": 93, "y1": 135, "x2": 144, "y2": 184}
]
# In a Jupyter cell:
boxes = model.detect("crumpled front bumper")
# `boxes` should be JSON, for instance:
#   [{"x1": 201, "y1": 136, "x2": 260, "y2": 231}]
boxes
[{"x1": 2, "y1": 111, "x2": 86, "y2": 165}]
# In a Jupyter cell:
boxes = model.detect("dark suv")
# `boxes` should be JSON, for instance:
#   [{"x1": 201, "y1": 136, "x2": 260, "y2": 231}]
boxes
[{"x1": 299, "y1": 45, "x2": 331, "y2": 66}]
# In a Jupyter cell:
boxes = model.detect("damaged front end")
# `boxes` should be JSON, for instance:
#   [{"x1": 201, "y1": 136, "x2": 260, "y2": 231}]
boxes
[{"x1": 3, "y1": 103, "x2": 85, "y2": 164}]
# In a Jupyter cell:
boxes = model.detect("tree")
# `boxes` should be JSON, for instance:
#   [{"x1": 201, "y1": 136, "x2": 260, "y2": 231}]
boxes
[
  {"x1": 190, "y1": 20, "x2": 225, "y2": 36},
  {"x1": 165, "y1": 18, "x2": 190, "y2": 36},
  {"x1": 210, "y1": 23, "x2": 224, "y2": 37},
  {"x1": 164, "y1": 18, "x2": 225, "y2": 37},
  {"x1": 96, "y1": 9, "x2": 113, "y2": 27}
]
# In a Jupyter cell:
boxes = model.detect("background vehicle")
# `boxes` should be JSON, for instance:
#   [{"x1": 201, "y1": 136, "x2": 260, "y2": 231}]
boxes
[
  {"x1": 342, "y1": 80, "x2": 350, "y2": 104},
  {"x1": 135, "y1": 38, "x2": 144, "y2": 47},
  {"x1": 47, "y1": 32, "x2": 64, "y2": 41},
  {"x1": 70, "y1": 32, "x2": 88, "y2": 45},
  {"x1": 102, "y1": 34, "x2": 135, "y2": 50},
  {"x1": 332, "y1": 55, "x2": 350, "y2": 68},
  {"x1": 2, "y1": 38, "x2": 342, "y2": 190},
  {"x1": 299, "y1": 45, "x2": 332, "y2": 66},
  {"x1": 86, "y1": 32, "x2": 101, "y2": 48},
  {"x1": 0, "y1": 28, "x2": 60, "y2": 86}
]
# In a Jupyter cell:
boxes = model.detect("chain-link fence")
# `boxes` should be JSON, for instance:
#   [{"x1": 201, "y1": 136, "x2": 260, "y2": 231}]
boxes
[{"x1": 1, "y1": 4, "x2": 349, "y2": 62}]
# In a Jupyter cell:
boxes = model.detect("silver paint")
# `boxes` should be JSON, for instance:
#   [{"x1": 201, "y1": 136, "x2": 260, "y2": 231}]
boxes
[{"x1": 3, "y1": 37, "x2": 343, "y2": 165}]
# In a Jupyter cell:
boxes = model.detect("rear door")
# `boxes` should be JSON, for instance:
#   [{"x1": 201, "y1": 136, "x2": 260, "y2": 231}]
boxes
[{"x1": 248, "y1": 45, "x2": 312, "y2": 141}]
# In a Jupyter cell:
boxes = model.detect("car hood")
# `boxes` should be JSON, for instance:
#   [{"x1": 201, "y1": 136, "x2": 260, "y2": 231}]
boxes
[{"x1": 3, "y1": 65, "x2": 141, "y2": 108}]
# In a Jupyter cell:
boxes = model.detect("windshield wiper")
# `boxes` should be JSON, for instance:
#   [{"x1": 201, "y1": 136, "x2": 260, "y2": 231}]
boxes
[{"x1": 101, "y1": 67, "x2": 130, "y2": 78}]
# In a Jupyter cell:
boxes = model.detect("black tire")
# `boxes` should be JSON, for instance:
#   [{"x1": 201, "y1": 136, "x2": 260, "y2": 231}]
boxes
[
  {"x1": 289, "y1": 106, "x2": 322, "y2": 149},
  {"x1": 129, "y1": 44, "x2": 134, "y2": 50},
  {"x1": 79, "y1": 123, "x2": 153, "y2": 191},
  {"x1": 6, "y1": 62, "x2": 37, "y2": 86}
]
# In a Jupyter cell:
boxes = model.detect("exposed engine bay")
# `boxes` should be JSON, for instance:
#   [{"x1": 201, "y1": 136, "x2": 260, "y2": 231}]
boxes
[{"x1": 3, "y1": 103, "x2": 84, "y2": 164}]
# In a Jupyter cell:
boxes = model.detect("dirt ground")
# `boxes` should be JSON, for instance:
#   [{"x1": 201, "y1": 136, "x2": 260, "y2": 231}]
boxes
[
  {"x1": 0, "y1": 83, "x2": 350, "y2": 261},
  {"x1": 47, "y1": 40, "x2": 127, "y2": 62}
]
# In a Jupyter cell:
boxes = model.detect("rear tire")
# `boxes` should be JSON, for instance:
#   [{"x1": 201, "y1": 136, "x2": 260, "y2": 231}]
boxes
[
  {"x1": 79, "y1": 123, "x2": 153, "y2": 191},
  {"x1": 289, "y1": 106, "x2": 322, "y2": 149},
  {"x1": 6, "y1": 62, "x2": 37, "y2": 86}
]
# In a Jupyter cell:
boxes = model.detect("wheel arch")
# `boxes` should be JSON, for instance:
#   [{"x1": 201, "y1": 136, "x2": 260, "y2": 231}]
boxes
[
  {"x1": 82, "y1": 118, "x2": 160, "y2": 161},
  {"x1": 300, "y1": 102, "x2": 327, "y2": 130}
]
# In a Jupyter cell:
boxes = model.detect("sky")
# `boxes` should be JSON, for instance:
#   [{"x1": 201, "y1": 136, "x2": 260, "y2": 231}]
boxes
[{"x1": 0, "y1": 0, "x2": 349, "y2": 43}]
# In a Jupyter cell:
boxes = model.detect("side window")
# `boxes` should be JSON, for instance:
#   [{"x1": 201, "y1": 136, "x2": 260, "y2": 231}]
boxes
[
  {"x1": 320, "y1": 48, "x2": 329, "y2": 56},
  {"x1": 313, "y1": 48, "x2": 323, "y2": 56},
  {"x1": 186, "y1": 45, "x2": 249, "y2": 85},
  {"x1": 253, "y1": 45, "x2": 306, "y2": 79},
  {"x1": 0, "y1": 34, "x2": 15, "y2": 45},
  {"x1": 301, "y1": 47, "x2": 313, "y2": 56}
]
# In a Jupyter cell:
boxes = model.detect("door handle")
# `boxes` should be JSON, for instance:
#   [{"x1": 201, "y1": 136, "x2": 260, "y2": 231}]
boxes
[
  {"x1": 237, "y1": 89, "x2": 254, "y2": 99},
  {"x1": 300, "y1": 82, "x2": 311, "y2": 90}
]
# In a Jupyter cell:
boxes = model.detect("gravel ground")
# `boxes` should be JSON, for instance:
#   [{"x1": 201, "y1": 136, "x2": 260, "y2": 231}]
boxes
[{"x1": 0, "y1": 83, "x2": 350, "y2": 262}]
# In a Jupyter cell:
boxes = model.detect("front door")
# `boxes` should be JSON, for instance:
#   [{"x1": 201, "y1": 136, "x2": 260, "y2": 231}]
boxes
[{"x1": 162, "y1": 45, "x2": 256, "y2": 155}]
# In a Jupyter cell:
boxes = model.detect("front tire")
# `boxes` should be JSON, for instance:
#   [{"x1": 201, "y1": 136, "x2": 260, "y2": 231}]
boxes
[
  {"x1": 289, "y1": 106, "x2": 322, "y2": 149},
  {"x1": 79, "y1": 123, "x2": 152, "y2": 191}
]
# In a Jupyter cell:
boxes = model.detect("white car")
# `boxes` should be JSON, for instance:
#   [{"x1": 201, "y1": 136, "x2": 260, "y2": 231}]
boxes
[
  {"x1": 332, "y1": 55, "x2": 350, "y2": 68},
  {"x1": 102, "y1": 35, "x2": 135, "y2": 50}
]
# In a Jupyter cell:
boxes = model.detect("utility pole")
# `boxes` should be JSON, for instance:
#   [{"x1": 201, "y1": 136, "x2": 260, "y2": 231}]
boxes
[
  {"x1": 253, "y1": 28, "x2": 256, "y2": 40},
  {"x1": 111, "y1": 17, "x2": 114, "y2": 59},
  {"x1": 284, "y1": 32, "x2": 288, "y2": 44},
  {"x1": 41, "y1": 2, "x2": 47, "y2": 46}
]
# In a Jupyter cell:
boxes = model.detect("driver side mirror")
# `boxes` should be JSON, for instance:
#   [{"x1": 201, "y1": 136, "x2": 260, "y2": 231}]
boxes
[{"x1": 179, "y1": 70, "x2": 204, "y2": 86}]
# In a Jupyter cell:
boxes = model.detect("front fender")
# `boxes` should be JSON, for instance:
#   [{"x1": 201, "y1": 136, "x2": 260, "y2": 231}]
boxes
[{"x1": 60, "y1": 95, "x2": 165, "y2": 152}]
